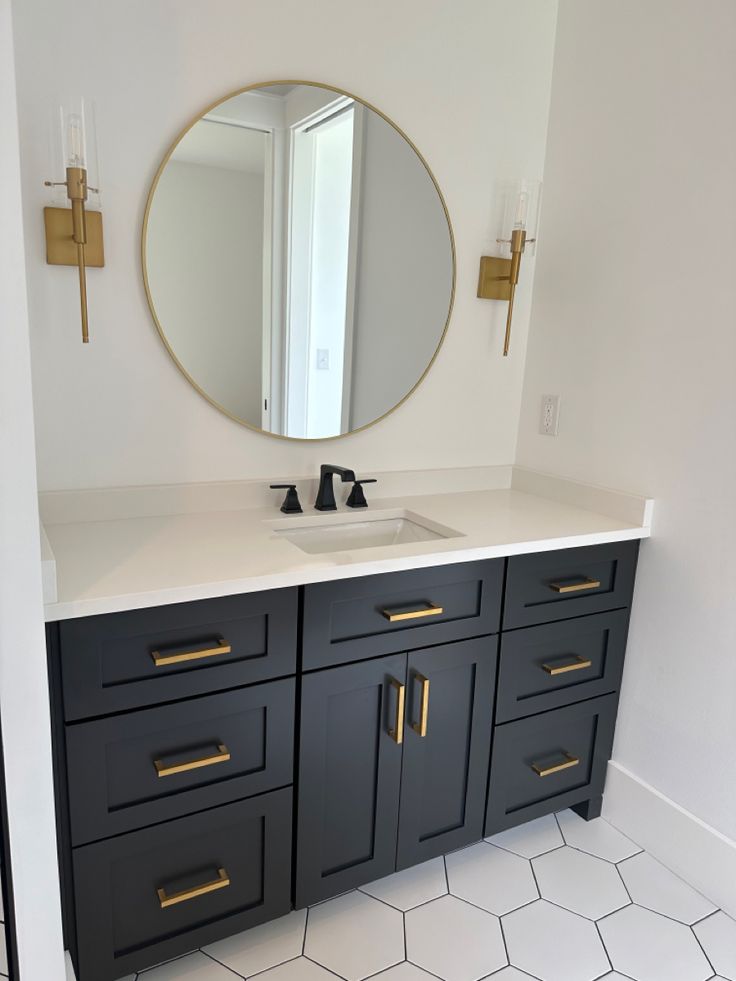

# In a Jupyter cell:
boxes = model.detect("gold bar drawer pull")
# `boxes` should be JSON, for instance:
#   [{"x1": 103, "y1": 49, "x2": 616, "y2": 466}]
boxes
[
  {"x1": 151, "y1": 637, "x2": 231, "y2": 667},
  {"x1": 532, "y1": 752, "x2": 580, "y2": 778},
  {"x1": 411, "y1": 673, "x2": 430, "y2": 737},
  {"x1": 542, "y1": 655, "x2": 593, "y2": 676},
  {"x1": 154, "y1": 743, "x2": 231, "y2": 778},
  {"x1": 157, "y1": 867, "x2": 230, "y2": 909},
  {"x1": 548, "y1": 577, "x2": 601, "y2": 594},
  {"x1": 388, "y1": 677, "x2": 405, "y2": 744},
  {"x1": 382, "y1": 603, "x2": 444, "y2": 623}
]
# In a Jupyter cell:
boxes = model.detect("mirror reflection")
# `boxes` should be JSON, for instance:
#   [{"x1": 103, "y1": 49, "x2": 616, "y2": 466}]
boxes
[{"x1": 144, "y1": 83, "x2": 454, "y2": 439}]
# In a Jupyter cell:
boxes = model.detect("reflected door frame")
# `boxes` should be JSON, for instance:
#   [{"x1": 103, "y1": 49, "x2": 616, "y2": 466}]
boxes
[
  {"x1": 204, "y1": 93, "x2": 287, "y2": 433},
  {"x1": 283, "y1": 97, "x2": 364, "y2": 439}
]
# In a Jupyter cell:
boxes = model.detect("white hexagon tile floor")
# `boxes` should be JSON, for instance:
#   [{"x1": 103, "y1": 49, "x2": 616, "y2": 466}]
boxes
[{"x1": 126, "y1": 809, "x2": 734, "y2": 981}]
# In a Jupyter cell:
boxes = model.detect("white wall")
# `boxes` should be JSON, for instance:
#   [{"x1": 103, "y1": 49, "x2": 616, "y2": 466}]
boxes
[
  {"x1": 146, "y1": 159, "x2": 264, "y2": 426},
  {"x1": 516, "y1": 0, "x2": 736, "y2": 841},
  {"x1": 0, "y1": 1, "x2": 66, "y2": 976},
  {"x1": 350, "y1": 110, "x2": 453, "y2": 430},
  {"x1": 13, "y1": 0, "x2": 558, "y2": 491}
]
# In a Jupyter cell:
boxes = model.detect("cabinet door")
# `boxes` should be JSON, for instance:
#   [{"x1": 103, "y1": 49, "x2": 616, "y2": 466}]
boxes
[
  {"x1": 396, "y1": 637, "x2": 497, "y2": 869},
  {"x1": 296, "y1": 655, "x2": 405, "y2": 907}
]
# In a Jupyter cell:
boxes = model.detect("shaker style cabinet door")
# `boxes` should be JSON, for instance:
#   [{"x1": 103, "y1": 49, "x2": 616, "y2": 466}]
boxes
[
  {"x1": 396, "y1": 637, "x2": 497, "y2": 869},
  {"x1": 295, "y1": 655, "x2": 406, "y2": 907}
]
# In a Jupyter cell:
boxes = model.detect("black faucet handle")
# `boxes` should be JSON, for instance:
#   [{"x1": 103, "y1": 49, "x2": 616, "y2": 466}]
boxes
[
  {"x1": 346, "y1": 478, "x2": 377, "y2": 509},
  {"x1": 270, "y1": 484, "x2": 303, "y2": 514}
]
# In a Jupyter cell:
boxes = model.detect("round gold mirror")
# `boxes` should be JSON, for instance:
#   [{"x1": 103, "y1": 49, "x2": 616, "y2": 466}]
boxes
[{"x1": 142, "y1": 81, "x2": 455, "y2": 440}]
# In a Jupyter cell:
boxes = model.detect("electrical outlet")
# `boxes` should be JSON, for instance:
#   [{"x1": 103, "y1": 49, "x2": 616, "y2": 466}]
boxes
[
  {"x1": 316, "y1": 348, "x2": 329, "y2": 370},
  {"x1": 540, "y1": 394, "x2": 560, "y2": 435}
]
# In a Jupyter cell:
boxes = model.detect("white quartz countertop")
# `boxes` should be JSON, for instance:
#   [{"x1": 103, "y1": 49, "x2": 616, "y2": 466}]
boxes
[{"x1": 42, "y1": 471, "x2": 653, "y2": 621}]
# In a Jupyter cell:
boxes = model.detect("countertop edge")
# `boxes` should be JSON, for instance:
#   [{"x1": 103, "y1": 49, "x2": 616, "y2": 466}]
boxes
[{"x1": 43, "y1": 523, "x2": 650, "y2": 622}]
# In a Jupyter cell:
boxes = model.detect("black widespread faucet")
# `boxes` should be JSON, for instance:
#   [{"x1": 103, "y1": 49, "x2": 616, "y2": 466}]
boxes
[{"x1": 314, "y1": 464, "x2": 356, "y2": 511}]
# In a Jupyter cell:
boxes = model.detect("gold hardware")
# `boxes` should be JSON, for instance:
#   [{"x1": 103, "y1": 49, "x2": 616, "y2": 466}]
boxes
[
  {"x1": 44, "y1": 167, "x2": 104, "y2": 343},
  {"x1": 382, "y1": 604, "x2": 444, "y2": 623},
  {"x1": 532, "y1": 753, "x2": 580, "y2": 778},
  {"x1": 549, "y1": 578, "x2": 601, "y2": 594},
  {"x1": 141, "y1": 79, "x2": 456, "y2": 442},
  {"x1": 388, "y1": 677, "x2": 405, "y2": 744},
  {"x1": 411, "y1": 673, "x2": 430, "y2": 737},
  {"x1": 151, "y1": 638, "x2": 231, "y2": 667},
  {"x1": 154, "y1": 744, "x2": 230, "y2": 778},
  {"x1": 542, "y1": 655, "x2": 593, "y2": 676},
  {"x1": 477, "y1": 227, "x2": 529, "y2": 356},
  {"x1": 157, "y1": 867, "x2": 230, "y2": 908}
]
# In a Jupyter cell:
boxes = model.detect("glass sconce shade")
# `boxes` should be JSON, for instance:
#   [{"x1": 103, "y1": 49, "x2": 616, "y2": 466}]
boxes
[
  {"x1": 49, "y1": 97, "x2": 101, "y2": 205},
  {"x1": 497, "y1": 178, "x2": 541, "y2": 255}
]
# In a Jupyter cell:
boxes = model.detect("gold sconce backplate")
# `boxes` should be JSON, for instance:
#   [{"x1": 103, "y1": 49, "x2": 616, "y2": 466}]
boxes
[
  {"x1": 477, "y1": 255, "x2": 512, "y2": 301},
  {"x1": 44, "y1": 207, "x2": 105, "y2": 267}
]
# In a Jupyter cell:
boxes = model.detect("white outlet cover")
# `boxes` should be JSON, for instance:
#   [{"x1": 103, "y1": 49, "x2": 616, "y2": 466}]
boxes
[{"x1": 540, "y1": 394, "x2": 560, "y2": 436}]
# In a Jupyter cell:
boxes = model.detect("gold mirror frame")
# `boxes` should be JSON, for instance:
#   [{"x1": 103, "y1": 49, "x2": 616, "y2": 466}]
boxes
[{"x1": 141, "y1": 80, "x2": 456, "y2": 442}]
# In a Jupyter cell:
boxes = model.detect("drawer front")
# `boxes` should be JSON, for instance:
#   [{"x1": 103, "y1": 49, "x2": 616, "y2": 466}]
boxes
[
  {"x1": 66, "y1": 679, "x2": 295, "y2": 845},
  {"x1": 302, "y1": 560, "x2": 503, "y2": 670},
  {"x1": 485, "y1": 694, "x2": 617, "y2": 835},
  {"x1": 503, "y1": 541, "x2": 639, "y2": 629},
  {"x1": 495, "y1": 610, "x2": 629, "y2": 723},
  {"x1": 73, "y1": 788, "x2": 292, "y2": 981},
  {"x1": 60, "y1": 588, "x2": 298, "y2": 720}
]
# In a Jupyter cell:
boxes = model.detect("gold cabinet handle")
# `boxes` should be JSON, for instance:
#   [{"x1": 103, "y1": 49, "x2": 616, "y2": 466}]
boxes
[
  {"x1": 154, "y1": 743, "x2": 231, "y2": 778},
  {"x1": 411, "y1": 673, "x2": 430, "y2": 737},
  {"x1": 157, "y1": 867, "x2": 230, "y2": 909},
  {"x1": 388, "y1": 677, "x2": 405, "y2": 744},
  {"x1": 531, "y1": 752, "x2": 580, "y2": 777},
  {"x1": 382, "y1": 603, "x2": 444, "y2": 623},
  {"x1": 151, "y1": 637, "x2": 231, "y2": 667},
  {"x1": 548, "y1": 578, "x2": 601, "y2": 594},
  {"x1": 542, "y1": 655, "x2": 593, "y2": 676}
]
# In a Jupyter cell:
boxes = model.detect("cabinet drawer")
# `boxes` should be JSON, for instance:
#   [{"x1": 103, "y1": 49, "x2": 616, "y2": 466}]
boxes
[
  {"x1": 66, "y1": 679, "x2": 294, "y2": 845},
  {"x1": 485, "y1": 695, "x2": 617, "y2": 834},
  {"x1": 59, "y1": 588, "x2": 297, "y2": 720},
  {"x1": 73, "y1": 788, "x2": 292, "y2": 981},
  {"x1": 495, "y1": 611, "x2": 629, "y2": 723},
  {"x1": 503, "y1": 541, "x2": 638, "y2": 629},
  {"x1": 302, "y1": 560, "x2": 503, "y2": 670}
]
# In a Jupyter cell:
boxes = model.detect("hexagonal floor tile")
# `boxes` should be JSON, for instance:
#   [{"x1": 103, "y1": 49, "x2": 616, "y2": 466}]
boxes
[
  {"x1": 533, "y1": 845, "x2": 629, "y2": 920},
  {"x1": 370, "y1": 962, "x2": 439, "y2": 981},
  {"x1": 693, "y1": 910, "x2": 736, "y2": 980},
  {"x1": 405, "y1": 895, "x2": 506, "y2": 981},
  {"x1": 138, "y1": 951, "x2": 238, "y2": 979},
  {"x1": 485, "y1": 813, "x2": 563, "y2": 858},
  {"x1": 204, "y1": 908, "x2": 306, "y2": 976},
  {"x1": 305, "y1": 891, "x2": 404, "y2": 981},
  {"x1": 446, "y1": 842, "x2": 537, "y2": 914},
  {"x1": 618, "y1": 851, "x2": 717, "y2": 924},
  {"x1": 480, "y1": 968, "x2": 537, "y2": 980},
  {"x1": 599, "y1": 904, "x2": 712, "y2": 981},
  {"x1": 361, "y1": 856, "x2": 447, "y2": 911},
  {"x1": 503, "y1": 899, "x2": 610, "y2": 981},
  {"x1": 253, "y1": 957, "x2": 339, "y2": 981},
  {"x1": 556, "y1": 810, "x2": 640, "y2": 863}
]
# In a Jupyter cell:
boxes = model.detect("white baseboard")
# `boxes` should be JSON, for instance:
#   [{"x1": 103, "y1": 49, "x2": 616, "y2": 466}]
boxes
[{"x1": 603, "y1": 761, "x2": 736, "y2": 918}]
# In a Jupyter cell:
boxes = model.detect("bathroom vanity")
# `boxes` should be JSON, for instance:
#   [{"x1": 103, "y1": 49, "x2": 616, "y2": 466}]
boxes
[{"x1": 43, "y1": 482, "x2": 646, "y2": 981}]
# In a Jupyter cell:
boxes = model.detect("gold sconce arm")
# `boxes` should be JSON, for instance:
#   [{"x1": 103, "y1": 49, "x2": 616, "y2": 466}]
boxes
[
  {"x1": 477, "y1": 227, "x2": 530, "y2": 356},
  {"x1": 44, "y1": 166, "x2": 104, "y2": 344}
]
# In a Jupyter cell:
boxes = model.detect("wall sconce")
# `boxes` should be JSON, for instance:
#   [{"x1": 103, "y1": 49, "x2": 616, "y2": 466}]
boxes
[
  {"x1": 477, "y1": 179, "x2": 541, "y2": 356},
  {"x1": 43, "y1": 98, "x2": 104, "y2": 344}
]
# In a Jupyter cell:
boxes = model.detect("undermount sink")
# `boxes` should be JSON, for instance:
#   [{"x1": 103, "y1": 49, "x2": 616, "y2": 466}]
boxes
[{"x1": 272, "y1": 509, "x2": 462, "y2": 555}]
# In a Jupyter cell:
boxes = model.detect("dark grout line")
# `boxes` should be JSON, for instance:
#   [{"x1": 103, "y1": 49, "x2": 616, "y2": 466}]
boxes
[
  {"x1": 199, "y1": 946, "x2": 248, "y2": 978},
  {"x1": 303, "y1": 954, "x2": 353, "y2": 981},
  {"x1": 593, "y1": 918, "x2": 614, "y2": 975}
]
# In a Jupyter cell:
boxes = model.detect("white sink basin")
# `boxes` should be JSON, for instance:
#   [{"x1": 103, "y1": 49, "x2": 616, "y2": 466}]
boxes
[{"x1": 271, "y1": 509, "x2": 462, "y2": 555}]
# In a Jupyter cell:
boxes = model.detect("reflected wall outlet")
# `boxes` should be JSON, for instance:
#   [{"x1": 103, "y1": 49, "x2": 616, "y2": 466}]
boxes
[
  {"x1": 316, "y1": 349, "x2": 329, "y2": 370},
  {"x1": 540, "y1": 394, "x2": 560, "y2": 435}
]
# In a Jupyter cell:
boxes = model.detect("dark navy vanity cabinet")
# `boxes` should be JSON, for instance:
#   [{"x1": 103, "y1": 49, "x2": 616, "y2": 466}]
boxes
[{"x1": 48, "y1": 541, "x2": 639, "y2": 981}]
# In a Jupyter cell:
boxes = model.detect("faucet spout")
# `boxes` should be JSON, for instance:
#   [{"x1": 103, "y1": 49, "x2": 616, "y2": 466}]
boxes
[{"x1": 314, "y1": 464, "x2": 356, "y2": 511}]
